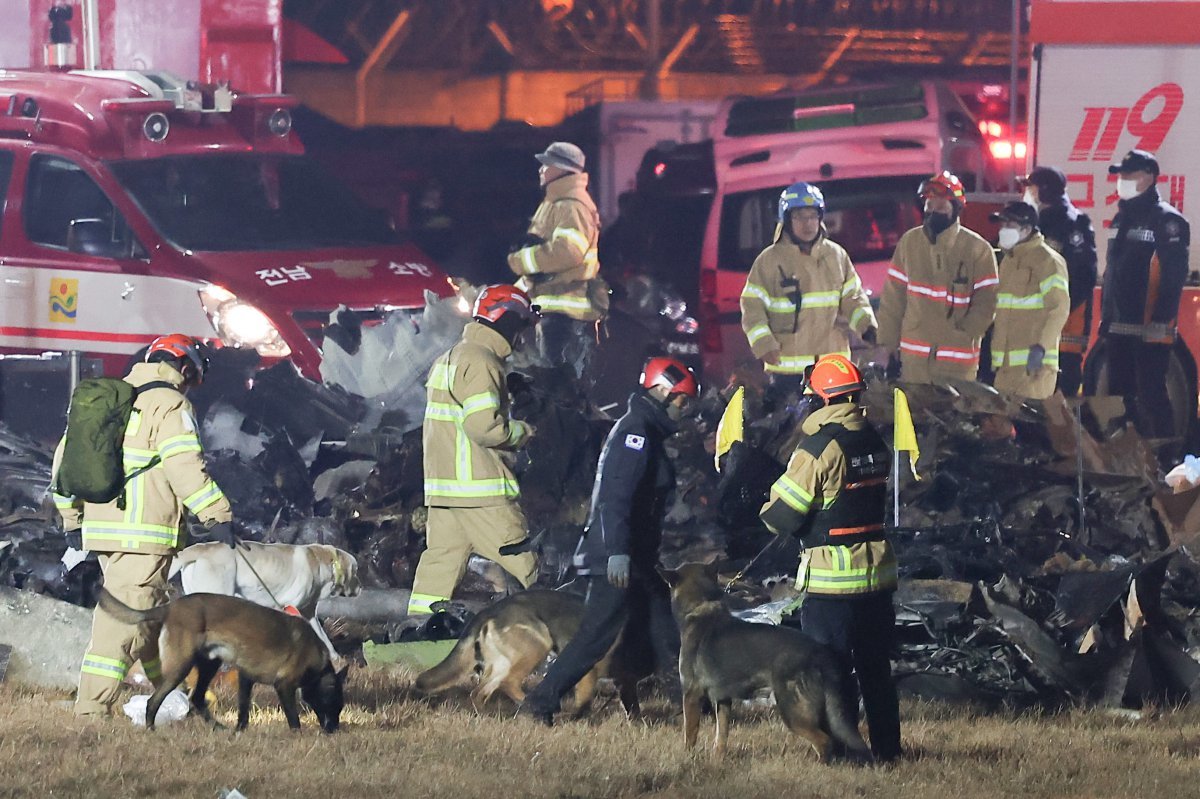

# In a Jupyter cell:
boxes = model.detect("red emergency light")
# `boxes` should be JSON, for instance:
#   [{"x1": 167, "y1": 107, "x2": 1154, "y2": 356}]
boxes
[
  {"x1": 978, "y1": 120, "x2": 1004, "y2": 138},
  {"x1": 988, "y1": 139, "x2": 1027, "y2": 160}
]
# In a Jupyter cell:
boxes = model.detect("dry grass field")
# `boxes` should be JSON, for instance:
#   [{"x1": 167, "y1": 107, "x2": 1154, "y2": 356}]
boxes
[{"x1": 2, "y1": 668, "x2": 1199, "y2": 799}]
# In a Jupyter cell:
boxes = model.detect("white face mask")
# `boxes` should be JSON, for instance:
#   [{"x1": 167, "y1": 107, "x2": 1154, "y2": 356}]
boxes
[
  {"x1": 998, "y1": 228, "x2": 1023, "y2": 251},
  {"x1": 1116, "y1": 178, "x2": 1142, "y2": 200},
  {"x1": 1022, "y1": 188, "x2": 1039, "y2": 207}
]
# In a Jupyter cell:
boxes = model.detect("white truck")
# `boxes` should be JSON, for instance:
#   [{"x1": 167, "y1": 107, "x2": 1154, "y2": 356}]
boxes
[{"x1": 1028, "y1": 0, "x2": 1200, "y2": 434}]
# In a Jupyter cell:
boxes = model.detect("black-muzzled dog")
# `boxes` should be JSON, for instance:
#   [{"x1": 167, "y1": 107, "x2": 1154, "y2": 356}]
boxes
[
  {"x1": 97, "y1": 590, "x2": 348, "y2": 733},
  {"x1": 661, "y1": 563, "x2": 872, "y2": 762}
]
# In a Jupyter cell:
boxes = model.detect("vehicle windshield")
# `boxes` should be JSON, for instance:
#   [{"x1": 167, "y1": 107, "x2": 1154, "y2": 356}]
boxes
[
  {"x1": 110, "y1": 154, "x2": 398, "y2": 252},
  {"x1": 718, "y1": 176, "x2": 925, "y2": 271}
]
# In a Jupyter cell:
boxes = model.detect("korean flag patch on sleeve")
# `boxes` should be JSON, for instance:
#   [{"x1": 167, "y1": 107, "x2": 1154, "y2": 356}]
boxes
[{"x1": 624, "y1": 434, "x2": 645, "y2": 451}]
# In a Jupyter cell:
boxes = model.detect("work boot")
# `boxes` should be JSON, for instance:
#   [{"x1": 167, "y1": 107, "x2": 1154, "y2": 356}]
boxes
[{"x1": 516, "y1": 700, "x2": 555, "y2": 727}]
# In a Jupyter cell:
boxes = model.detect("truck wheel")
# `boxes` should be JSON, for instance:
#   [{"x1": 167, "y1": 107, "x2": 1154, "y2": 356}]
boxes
[{"x1": 1082, "y1": 340, "x2": 1197, "y2": 442}]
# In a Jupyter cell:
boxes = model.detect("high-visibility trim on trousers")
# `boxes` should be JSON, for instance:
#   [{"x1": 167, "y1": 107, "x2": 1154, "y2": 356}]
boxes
[
  {"x1": 406, "y1": 592, "x2": 449, "y2": 616},
  {"x1": 81, "y1": 653, "x2": 128, "y2": 681}
]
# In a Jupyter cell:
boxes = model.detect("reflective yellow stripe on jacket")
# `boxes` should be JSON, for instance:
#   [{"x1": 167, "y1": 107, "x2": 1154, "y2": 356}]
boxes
[
  {"x1": 765, "y1": 348, "x2": 851, "y2": 375},
  {"x1": 801, "y1": 542, "x2": 898, "y2": 594},
  {"x1": 423, "y1": 351, "x2": 521, "y2": 503}
]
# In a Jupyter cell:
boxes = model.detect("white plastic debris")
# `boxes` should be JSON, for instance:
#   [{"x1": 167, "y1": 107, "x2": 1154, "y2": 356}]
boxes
[
  {"x1": 730, "y1": 598, "x2": 796, "y2": 626},
  {"x1": 60, "y1": 546, "x2": 87, "y2": 572},
  {"x1": 218, "y1": 791, "x2": 248, "y2": 799},
  {"x1": 1165, "y1": 454, "x2": 1200, "y2": 492},
  {"x1": 123, "y1": 689, "x2": 190, "y2": 726},
  {"x1": 319, "y1": 290, "x2": 468, "y2": 432},
  {"x1": 201, "y1": 403, "x2": 266, "y2": 458}
]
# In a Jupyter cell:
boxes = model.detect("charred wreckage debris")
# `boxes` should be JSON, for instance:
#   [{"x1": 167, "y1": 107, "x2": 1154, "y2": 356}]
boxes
[{"x1": 2, "y1": 302, "x2": 1199, "y2": 709}]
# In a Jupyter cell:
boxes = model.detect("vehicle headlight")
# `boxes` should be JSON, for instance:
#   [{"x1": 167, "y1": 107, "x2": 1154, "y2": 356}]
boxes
[{"x1": 199, "y1": 285, "x2": 292, "y2": 357}]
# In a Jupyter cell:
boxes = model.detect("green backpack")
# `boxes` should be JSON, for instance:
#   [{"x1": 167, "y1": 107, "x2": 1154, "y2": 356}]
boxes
[{"x1": 54, "y1": 378, "x2": 177, "y2": 505}]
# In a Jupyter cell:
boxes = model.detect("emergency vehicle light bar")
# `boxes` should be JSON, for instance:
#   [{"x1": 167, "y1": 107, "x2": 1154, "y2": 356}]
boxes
[
  {"x1": 793, "y1": 103, "x2": 855, "y2": 120},
  {"x1": 726, "y1": 81, "x2": 928, "y2": 138}
]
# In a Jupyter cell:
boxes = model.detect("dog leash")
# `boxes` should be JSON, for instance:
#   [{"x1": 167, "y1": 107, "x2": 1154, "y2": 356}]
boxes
[
  {"x1": 724, "y1": 534, "x2": 787, "y2": 593},
  {"x1": 233, "y1": 546, "x2": 287, "y2": 611}
]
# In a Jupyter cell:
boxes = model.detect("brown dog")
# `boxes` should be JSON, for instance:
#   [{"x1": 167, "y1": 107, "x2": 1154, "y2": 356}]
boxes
[
  {"x1": 661, "y1": 563, "x2": 872, "y2": 762},
  {"x1": 97, "y1": 589, "x2": 348, "y2": 732},
  {"x1": 414, "y1": 589, "x2": 641, "y2": 716}
]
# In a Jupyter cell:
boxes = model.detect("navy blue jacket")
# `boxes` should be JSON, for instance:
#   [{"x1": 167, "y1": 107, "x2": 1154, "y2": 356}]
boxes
[
  {"x1": 1039, "y1": 199, "x2": 1097, "y2": 313},
  {"x1": 1102, "y1": 186, "x2": 1190, "y2": 329},
  {"x1": 573, "y1": 391, "x2": 677, "y2": 577}
]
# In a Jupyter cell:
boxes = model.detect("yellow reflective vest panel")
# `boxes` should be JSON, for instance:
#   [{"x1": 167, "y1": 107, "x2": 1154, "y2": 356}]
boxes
[
  {"x1": 740, "y1": 235, "x2": 877, "y2": 374},
  {"x1": 877, "y1": 222, "x2": 999, "y2": 383},
  {"x1": 51, "y1": 361, "x2": 232, "y2": 555},
  {"x1": 759, "y1": 403, "x2": 897, "y2": 596},
  {"x1": 991, "y1": 233, "x2": 1071, "y2": 400},
  {"x1": 507, "y1": 173, "x2": 607, "y2": 321},
  {"x1": 423, "y1": 322, "x2": 531, "y2": 507}
]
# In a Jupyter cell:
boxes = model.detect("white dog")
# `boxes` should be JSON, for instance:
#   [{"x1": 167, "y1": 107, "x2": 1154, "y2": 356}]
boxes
[{"x1": 171, "y1": 542, "x2": 361, "y2": 662}]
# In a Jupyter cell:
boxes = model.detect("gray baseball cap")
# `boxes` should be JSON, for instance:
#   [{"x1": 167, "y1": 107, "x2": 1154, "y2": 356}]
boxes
[{"x1": 535, "y1": 141, "x2": 585, "y2": 173}]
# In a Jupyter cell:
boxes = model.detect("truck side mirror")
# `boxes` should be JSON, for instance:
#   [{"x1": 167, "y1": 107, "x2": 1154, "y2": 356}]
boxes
[{"x1": 67, "y1": 218, "x2": 125, "y2": 258}]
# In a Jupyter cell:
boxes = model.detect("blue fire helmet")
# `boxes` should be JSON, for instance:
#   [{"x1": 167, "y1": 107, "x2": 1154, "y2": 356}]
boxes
[{"x1": 778, "y1": 182, "x2": 825, "y2": 222}]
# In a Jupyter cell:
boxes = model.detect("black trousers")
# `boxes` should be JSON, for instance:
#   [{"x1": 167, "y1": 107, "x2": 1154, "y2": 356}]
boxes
[
  {"x1": 524, "y1": 573, "x2": 679, "y2": 713},
  {"x1": 785, "y1": 591, "x2": 901, "y2": 761},
  {"x1": 1058, "y1": 351, "x2": 1084, "y2": 398},
  {"x1": 537, "y1": 314, "x2": 597, "y2": 379},
  {"x1": 1103, "y1": 335, "x2": 1173, "y2": 438}
]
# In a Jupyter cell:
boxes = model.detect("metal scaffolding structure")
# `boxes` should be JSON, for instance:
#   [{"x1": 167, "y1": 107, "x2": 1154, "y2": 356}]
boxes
[{"x1": 285, "y1": 0, "x2": 1021, "y2": 79}]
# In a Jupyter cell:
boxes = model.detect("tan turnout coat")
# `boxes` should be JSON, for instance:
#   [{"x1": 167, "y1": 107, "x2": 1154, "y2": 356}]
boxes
[{"x1": 877, "y1": 222, "x2": 999, "y2": 383}]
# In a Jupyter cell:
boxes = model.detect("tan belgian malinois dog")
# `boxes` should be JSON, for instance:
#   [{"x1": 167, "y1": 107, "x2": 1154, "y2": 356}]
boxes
[
  {"x1": 414, "y1": 589, "x2": 642, "y2": 716},
  {"x1": 97, "y1": 589, "x2": 348, "y2": 732},
  {"x1": 661, "y1": 563, "x2": 873, "y2": 762}
]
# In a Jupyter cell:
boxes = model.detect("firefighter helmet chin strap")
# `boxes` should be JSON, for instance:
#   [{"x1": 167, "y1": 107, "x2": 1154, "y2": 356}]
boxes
[
  {"x1": 783, "y1": 220, "x2": 824, "y2": 248},
  {"x1": 478, "y1": 313, "x2": 530, "y2": 347}
]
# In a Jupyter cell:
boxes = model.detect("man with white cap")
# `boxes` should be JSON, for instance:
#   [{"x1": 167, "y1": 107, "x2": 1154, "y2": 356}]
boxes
[{"x1": 508, "y1": 142, "x2": 608, "y2": 377}]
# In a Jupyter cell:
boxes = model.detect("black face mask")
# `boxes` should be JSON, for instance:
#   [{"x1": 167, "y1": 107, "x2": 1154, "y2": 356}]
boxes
[{"x1": 923, "y1": 211, "x2": 954, "y2": 240}]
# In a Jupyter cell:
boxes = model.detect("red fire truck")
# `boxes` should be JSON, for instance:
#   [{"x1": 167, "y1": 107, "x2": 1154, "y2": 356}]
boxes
[{"x1": 0, "y1": 2, "x2": 451, "y2": 381}]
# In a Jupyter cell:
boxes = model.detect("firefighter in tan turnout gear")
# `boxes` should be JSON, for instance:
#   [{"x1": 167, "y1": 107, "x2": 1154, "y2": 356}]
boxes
[
  {"x1": 877, "y1": 172, "x2": 999, "y2": 385},
  {"x1": 507, "y1": 142, "x2": 608, "y2": 376},
  {"x1": 989, "y1": 202, "x2": 1071, "y2": 400},
  {"x1": 740, "y1": 182, "x2": 877, "y2": 391},
  {"x1": 407, "y1": 285, "x2": 540, "y2": 617},
  {"x1": 52, "y1": 334, "x2": 234, "y2": 717}
]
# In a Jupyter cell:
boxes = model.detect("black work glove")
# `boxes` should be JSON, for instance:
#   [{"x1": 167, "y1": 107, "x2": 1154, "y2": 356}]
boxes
[
  {"x1": 886, "y1": 352, "x2": 902, "y2": 380},
  {"x1": 208, "y1": 521, "x2": 240, "y2": 549},
  {"x1": 509, "y1": 233, "x2": 546, "y2": 254},
  {"x1": 861, "y1": 327, "x2": 877, "y2": 346},
  {"x1": 65, "y1": 529, "x2": 83, "y2": 550},
  {"x1": 506, "y1": 372, "x2": 534, "y2": 397},
  {"x1": 1026, "y1": 344, "x2": 1046, "y2": 376}
]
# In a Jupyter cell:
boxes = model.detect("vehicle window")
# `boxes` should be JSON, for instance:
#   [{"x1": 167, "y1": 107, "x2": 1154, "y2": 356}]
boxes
[
  {"x1": 606, "y1": 193, "x2": 712, "y2": 305},
  {"x1": 718, "y1": 176, "x2": 926, "y2": 271},
  {"x1": 24, "y1": 154, "x2": 140, "y2": 256},
  {"x1": 110, "y1": 154, "x2": 399, "y2": 252},
  {"x1": 0, "y1": 151, "x2": 14, "y2": 233}
]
